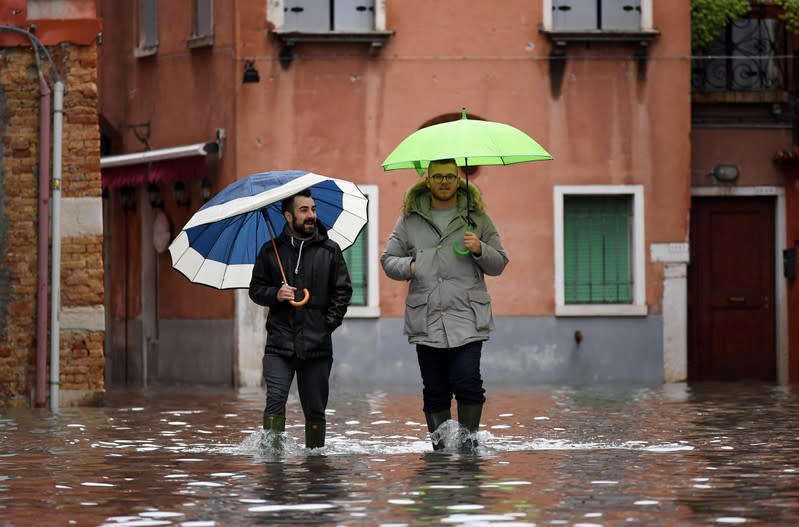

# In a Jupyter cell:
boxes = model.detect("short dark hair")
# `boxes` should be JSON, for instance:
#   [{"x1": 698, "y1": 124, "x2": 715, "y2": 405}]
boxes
[
  {"x1": 282, "y1": 188, "x2": 312, "y2": 214},
  {"x1": 428, "y1": 158, "x2": 458, "y2": 174}
]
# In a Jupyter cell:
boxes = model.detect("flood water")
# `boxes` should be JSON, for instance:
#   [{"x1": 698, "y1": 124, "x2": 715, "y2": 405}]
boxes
[{"x1": 1, "y1": 382, "x2": 798, "y2": 526}]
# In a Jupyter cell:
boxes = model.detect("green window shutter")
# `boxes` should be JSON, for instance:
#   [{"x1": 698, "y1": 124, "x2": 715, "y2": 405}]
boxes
[
  {"x1": 342, "y1": 231, "x2": 367, "y2": 305},
  {"x1": 564, "y1": 195, "x2": 632, "y2": 304}
]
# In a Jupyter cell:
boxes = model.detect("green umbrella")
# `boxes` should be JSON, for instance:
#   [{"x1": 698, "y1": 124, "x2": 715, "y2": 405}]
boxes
[
  {"x1": 382, "y1": 108, "x2": 553, "y2": 176},
  {"x1": 382, "y1": 108, "x2": 552, "y2": 254}
]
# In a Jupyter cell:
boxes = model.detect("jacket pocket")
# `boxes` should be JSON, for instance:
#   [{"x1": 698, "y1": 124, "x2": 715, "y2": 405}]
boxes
[
  {"x1": 468, "y1": 290, "x2": 493, "y2": 331},
  {"x1": 404, "y1": 293, "x2": 429, "y2": 336}
]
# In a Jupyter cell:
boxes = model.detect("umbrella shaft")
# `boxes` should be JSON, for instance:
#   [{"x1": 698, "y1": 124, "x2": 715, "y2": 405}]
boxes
[{"x1": 265, "y1": 215, "x2": 290, "y2": 284}]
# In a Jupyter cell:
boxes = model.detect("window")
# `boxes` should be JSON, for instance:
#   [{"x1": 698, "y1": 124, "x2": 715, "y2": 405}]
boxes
[
  {"x1": 136, "y1": 0, "x2": 158, "y2": 56},
  {"x1": 554, "y1": 185, "x2": 646, "y2": 316},
  {"x1": 191, "y1": 0, "x2": 214, "y2": 44},
  {"x1": 551, "y1": 0, "x2": 640, "y2": 31},
  {"x1": 284, "y1": 0, "x2": 375, "y2": 32},
  {"x1": 343, "y1": 185, "x2": 380, "y2": 317},
  {"x1": 543, "y1": 0, "x2": 653, "y2": 32},
  {"x1": 692, "y1": 16, "x2": 785, "y2": 94},
  {"x1": 269, "y1": 0, "x2": 392, "y2": 66}
]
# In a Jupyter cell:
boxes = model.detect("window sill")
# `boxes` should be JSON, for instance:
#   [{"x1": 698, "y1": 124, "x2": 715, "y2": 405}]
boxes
[
  {"x1": 187, "y1": 34, "x2": 214, "y2": 49},
  {"x1": 270, "y1": 29, "x2": 394, "y2": 65},
  {"x1": 556, "y1": 304, "x2": 648, "y2": 317},
  {"x1": 541, "y1": 29, "x2": 660, "y2": 46},
  {"x1": 133, "y1": 45, "x2": 158, "y2": 58}
]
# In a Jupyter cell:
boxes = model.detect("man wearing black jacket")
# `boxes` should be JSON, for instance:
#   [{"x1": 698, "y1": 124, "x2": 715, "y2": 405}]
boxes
[{"x1": 249, "y1": 189, "x2": 352, "y2": 449}]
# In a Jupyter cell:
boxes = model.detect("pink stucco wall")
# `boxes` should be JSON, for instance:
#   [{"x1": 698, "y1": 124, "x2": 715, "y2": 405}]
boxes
[{"x1": 236, "y1": 1, "x2": 692, "y2": 317}]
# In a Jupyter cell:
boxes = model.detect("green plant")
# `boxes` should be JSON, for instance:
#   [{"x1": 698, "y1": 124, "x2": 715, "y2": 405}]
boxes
[
  {"x1": 692, "y1": 0, "x2": 799, "y2": 50},
  {"x1": 692, "y1": 0, "x2": 753, "y2": 49},
  {"x1": 773, "y1": 0, "x2": 799, "y2": 33}
]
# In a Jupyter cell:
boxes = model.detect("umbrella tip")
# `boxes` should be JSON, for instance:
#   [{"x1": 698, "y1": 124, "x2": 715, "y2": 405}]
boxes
[{"x1": 461, "y1": 107, "x2": 467, "y2": 119}]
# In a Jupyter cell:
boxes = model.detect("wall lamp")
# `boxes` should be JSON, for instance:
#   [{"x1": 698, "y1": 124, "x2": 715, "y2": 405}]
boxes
[
  {"x1": 200, "y1": 178, "x2": 213, "y2": 202},
  {"x1": 711, "y1": 163, "x2": 740, "y2": 183},
  {"x1": 173, "y1": 181, "x2": 191, "y2": 208},
  {"x1": 243, "y1": 59, "x2": 260, "y2": 83},
  {"x1": 147, "y1": 183, "x2": 163, "y2": 209},
  {"x1": 119, "y1": 186, "x2": 136, "y2": 212}
]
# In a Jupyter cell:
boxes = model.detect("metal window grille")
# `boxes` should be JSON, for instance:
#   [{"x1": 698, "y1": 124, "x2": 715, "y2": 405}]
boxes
[
  {"x1": 563, "y1": 195, "x2": 633, "y2": 304},
  {"x1": 692, "y1": 16, "x2": 787, "y2": 93}
]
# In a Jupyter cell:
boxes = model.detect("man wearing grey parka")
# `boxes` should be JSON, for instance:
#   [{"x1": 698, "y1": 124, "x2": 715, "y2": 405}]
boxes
[{"x1": 380, "y1": 159, "x2": 509, "y2": 450}]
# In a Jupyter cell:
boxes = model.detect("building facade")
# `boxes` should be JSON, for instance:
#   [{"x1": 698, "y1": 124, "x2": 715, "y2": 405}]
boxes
[
  {"x1": 0, "y1": 0, "x2": 104, "y2": 407},
  {"x1": 96, "y1": 0, "x2": 712, "y2": 391}
]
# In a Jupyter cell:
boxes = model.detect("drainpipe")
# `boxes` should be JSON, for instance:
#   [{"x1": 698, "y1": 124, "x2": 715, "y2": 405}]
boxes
[
  {"x1": 35, "y1": 73, "x2": 51, "y2": 408},
  {"x1": 50, "y1": 80, "x2": 64, "y2": 412},
  {"x1": 0, "y1": 26, "x2": 62, "y2": 410}
]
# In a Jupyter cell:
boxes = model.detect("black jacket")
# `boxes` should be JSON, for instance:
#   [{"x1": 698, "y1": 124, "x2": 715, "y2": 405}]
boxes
[{"x1": 249, "y1": 221, "x2": 352, "y2": 359}]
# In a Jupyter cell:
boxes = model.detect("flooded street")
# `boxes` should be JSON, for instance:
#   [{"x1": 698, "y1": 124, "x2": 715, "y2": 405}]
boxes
[{"x1": 1, "y1": 383, "x2": 798, "y2": 526}]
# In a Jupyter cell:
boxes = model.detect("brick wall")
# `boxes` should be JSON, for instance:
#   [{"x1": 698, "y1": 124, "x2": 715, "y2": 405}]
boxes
[{"x1": 0, "y1": 43, "x2": 105, "y2": 408}]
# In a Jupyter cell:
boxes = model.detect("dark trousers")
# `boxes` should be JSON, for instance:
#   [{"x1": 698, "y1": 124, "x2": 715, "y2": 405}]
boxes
[
  {"x1": 416, "y1": 341, "x2": 486, "y2": 414},
  {"x1": 263, "y1": 354, "x2": 332, "y2": 423}
]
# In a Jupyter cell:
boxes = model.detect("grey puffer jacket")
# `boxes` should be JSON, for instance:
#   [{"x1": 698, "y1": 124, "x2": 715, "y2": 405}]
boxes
[{"x1": 380, "y1": 179, "x2": 508, "y2": 348}]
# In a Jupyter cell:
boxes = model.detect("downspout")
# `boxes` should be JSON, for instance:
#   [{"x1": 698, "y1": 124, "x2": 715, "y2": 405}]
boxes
[
  {"x1": 36, "y1": 73, "x2": 51, "y2": 408},
  {"x1": 0, "y1": 26, "x2": 60, "y2": 409},
  {"x1": 50, "y1": 81, "x2": 64, "y2": 411}
]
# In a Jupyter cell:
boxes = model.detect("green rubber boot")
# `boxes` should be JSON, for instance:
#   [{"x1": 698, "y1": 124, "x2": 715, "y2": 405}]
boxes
[
  {"x1": 305, "y1": 421, "x2": 326, "y2": 449},
  {"x1": 263, "y1": 414, "x2": 286, "y2": 450},
  {"x1": 424, "y1": 409, "x2": 452, "y2": 451},
  {"x1": 457, "y1": 402, "x2": 483, "y2": 450}
]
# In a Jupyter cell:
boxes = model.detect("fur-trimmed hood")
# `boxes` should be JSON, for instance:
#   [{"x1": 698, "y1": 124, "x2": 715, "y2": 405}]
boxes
[{"x1": 401, "y1": 178, "x2": 485, "y2": 216}]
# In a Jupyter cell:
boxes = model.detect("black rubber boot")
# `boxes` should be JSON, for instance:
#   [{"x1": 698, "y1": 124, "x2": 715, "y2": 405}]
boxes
[
  {"x1": 424, "y1": 409, "x2": 452, "y2": 450},
  {"x1": 457, "y1": 402, "x2": 483, "y2": 449},
  {"x1": 305, "y1": 421, "x2": 326, "y2": 449},
  {"x1": 263, "y1": 414, "x2": 286, "y2": 450}
]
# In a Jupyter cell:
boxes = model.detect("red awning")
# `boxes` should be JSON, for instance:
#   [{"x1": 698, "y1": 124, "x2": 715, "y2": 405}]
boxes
[
  {"x1": 101, "y1": 145, "x2": 213, "y2": 189},
  {"x1": 100, "y1": 140, "x2": 219, "y2": 188}
]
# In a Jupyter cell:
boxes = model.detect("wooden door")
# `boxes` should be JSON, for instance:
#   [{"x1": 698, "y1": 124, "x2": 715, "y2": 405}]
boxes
[{"x1": 688, "y1": 197, "x2": 776, "y2": 381}]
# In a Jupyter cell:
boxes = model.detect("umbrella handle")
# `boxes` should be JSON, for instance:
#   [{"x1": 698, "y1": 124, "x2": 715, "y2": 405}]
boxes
[
  {"x1": 289, "y1": 288, "x2": 310, "y2": 307},
  {"x1": 266, "y1": 214, "x2": 312, "y2": 308},
  {"x1": 452, "y1": 224, "x2": 475, "y2": 256}
]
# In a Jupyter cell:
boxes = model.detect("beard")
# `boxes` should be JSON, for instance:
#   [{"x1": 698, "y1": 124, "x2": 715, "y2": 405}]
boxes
[{"x1": 293, "y1": 218, "x2": 316, "y2": 236}]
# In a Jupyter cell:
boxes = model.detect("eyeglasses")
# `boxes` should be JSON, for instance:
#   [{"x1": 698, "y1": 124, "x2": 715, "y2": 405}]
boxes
[{"x1": 430, "y1": 174, "x2": 458, "y2": 183}]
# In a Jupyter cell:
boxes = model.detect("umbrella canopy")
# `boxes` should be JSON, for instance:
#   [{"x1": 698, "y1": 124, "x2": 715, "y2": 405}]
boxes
[
  {"x1": 168, "y1": 170, "x2": 368, "y2": 289},
  {"x1": 382, "y1": 108, "x2": 553, "y2": 175}
]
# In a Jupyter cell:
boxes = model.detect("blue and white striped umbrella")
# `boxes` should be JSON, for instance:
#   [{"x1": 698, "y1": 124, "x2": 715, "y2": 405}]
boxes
[{"x1": 168, "y1": 170, "x2": 368, "y2": 289}]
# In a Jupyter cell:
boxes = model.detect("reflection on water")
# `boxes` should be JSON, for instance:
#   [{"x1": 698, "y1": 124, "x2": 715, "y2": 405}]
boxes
[{"x1": 0, "y1": 383, "x2": 798, "y2": 525}]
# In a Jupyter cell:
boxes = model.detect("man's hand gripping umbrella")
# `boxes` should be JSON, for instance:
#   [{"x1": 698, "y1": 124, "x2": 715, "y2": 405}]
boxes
[{"x1": 264, "y1": 213, "x2": 310, "y2": 307}]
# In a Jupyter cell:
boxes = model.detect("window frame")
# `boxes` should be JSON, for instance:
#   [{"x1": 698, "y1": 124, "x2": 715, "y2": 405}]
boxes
[
  {"x1": 134, "y1": 0, "x2": 159, "y2": 57},
  {"x1": 554, "y1": 185, "x2": 646, "y2": 317},
  {"x1": 344, "y1": 184, "x2": 380, "y2": 318},
  {"x1": 542, "y1": 0, "x2": 654, "y2": 32},
  {"x1": 269, "y1": 0, "x2": 393, "y2": 65},
  {"x1": 188, "y1": 0, "x2": 214, "y2": 48}
]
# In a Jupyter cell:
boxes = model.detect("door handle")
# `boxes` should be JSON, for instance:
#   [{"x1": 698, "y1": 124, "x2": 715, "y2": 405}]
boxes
[{"x1": 728, "y1": 296, "x2": 745, "y2": 303}]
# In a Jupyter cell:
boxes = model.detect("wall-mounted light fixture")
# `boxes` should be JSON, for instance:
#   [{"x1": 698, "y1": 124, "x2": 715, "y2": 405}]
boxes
[
  {"x1": 119, "y1": 186, "x2": 136, "y2": 212},
  {"x1": 200, "y1": 178, "x2": 213, "y2": 202},
  {"x1": 711, "y1": 163, "x2": 740, "y2": 183},
  {"x1": 147, "y1": 182, "x2": 162, "y2": 209},
  {"x1": 243, "y1": 59, "x2": 260, "y2": 83},
  {"x1": 173, "y1": 181, "x2": 190, "y2": 208}
]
